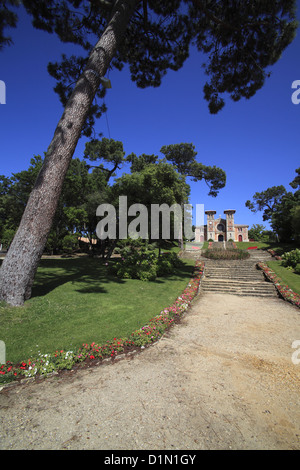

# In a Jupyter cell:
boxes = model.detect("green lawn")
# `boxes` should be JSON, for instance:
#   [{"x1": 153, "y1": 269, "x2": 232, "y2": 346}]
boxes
[
  {"x1": 0, "y1": 256, "x2": 195, "y2": 364},
  {"x1": 267, "y1": 260, "x2": 300, "y2": 295},
  {"x1": 235, "y1": 241, "x2": 269, "y2": 249},
  {"x1": 236, "y1": 241, "x2": 299, "y2": 254}
]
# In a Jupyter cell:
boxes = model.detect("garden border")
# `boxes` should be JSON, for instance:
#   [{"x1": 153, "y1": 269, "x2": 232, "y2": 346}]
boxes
[{"x1": 257, "y1": 262, "x2": 300, "y2": 308}]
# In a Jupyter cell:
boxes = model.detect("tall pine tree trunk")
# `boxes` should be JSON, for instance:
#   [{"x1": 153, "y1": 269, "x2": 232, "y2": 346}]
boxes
[{"x1": 0, "y1": 0, "x2": 139, "y2": 306}]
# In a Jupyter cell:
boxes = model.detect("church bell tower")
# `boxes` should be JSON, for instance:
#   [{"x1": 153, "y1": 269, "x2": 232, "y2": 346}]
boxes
[{"x1": 224, "y1": 210, "x2": 236, "y2": 241}]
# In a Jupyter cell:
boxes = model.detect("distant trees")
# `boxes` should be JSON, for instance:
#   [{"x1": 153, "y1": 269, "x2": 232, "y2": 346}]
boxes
[
  {"x1": 0, "y1": 139, "x2": 225, "y2": 257},
  {"x1": 248, "y1": 224, "x2": 266, "y2": 241},
  {"x1": 0, "y1": 155, "x2": 109, "y2": 253},
  {"x1": 246, "y1": 168, "x2": 300, "y2": 243},
  {"x1": 248, "y1": 224, "x2": 276, "y2": 243}
]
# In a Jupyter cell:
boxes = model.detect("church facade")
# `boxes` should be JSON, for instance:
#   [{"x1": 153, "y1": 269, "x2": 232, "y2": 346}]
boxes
[{"x1": 195, "y1": 210, "x2": 249, "y2": 243}]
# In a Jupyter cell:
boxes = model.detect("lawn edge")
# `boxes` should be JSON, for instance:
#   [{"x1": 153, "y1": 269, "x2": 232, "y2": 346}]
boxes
[{"x1": 257, "y1": 262, "x2": 300, "y2": 308}]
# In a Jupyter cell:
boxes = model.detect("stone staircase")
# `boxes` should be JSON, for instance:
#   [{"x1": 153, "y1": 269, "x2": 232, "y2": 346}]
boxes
[{"x1": 200, "y1": 250, "x2": 278, "y2": 298}]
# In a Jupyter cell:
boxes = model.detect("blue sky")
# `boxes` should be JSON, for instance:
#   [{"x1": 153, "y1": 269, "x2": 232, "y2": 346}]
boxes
[{"x1": 0, "y1": 4, "x2": 299, "y2": 231}]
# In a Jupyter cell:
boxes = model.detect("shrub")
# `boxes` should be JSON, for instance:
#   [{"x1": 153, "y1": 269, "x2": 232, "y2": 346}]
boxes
[
  {"x1": 294, "y1": 263, "x2": 300, "y2": 275},
  {"x1": 202, "y1": 249, "x2": 250, "y2": 260},
  {"x1": 156, "y1": 251, "x2": 182, "y2": 276},
  {"x1": 1, "y1": 228, "x2": 16, "y2": 250},
  {"x1": 112, "y1": 246, "x2": 183, "y2": 280},
  {"x1": 61, "y1": 233, "x2": 79, "y2": 253},
  {"x1": 281, "y1": 249, "x2": 300, "y2": 268}
]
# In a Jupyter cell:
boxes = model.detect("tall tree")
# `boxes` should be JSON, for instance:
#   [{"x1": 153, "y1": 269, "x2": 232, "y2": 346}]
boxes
[
  {"x1": 160, "y1": 143, "x2": 226, "y2": 197},
  {"x1": 246, "y1": 169, "x2": 300, "y2": 242},
  {"x1": 0, "y1": 0, "x2": 297, "y2": 305},
  {"x1": 0, "y1": 0, "x2": 138, "y2": 305},
  {"x1": 0, "y1": 0, "x2": 20, "y2": 51},
  {"x1": 126, "y1": 153, "x2": 158, "y2": 173},
  {"x1": 160, "y1": 142, "x2": 226, "y2": 247},
  {"x1": 245, "y1": 185, "x2": 287, "y2": 222},
  {"x1": 290, "y1": 167, "x2": 300, "y2": 190},
  {"x1": 111, "y1": 160, "x2": 190, "y2": 245},
  {"x1": 84, "y1": 137, "x2": 126, "y2": 181},
  {"x1": 248, "y1": 224, "x2": 266, "y2": 241}
]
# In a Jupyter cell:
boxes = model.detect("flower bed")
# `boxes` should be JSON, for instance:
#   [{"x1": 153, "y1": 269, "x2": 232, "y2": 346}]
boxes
[
  {"x1": 267, "y1": 249, "x2": 282, "y2": 260},
  {"x1": 202, "y1": 248, "x2": 249, "y2": 260},
  {"x1": 0, "y1": 261, "x2": 205, "y2": 384},
  {"x1": 257, "y1": 262, "x2": 300, "y2": 308}
]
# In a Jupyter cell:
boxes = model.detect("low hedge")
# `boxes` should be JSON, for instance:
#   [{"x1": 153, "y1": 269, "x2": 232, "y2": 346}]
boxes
[{"x1": 202, "y1": 249, "x2": 250, "y2": 260}]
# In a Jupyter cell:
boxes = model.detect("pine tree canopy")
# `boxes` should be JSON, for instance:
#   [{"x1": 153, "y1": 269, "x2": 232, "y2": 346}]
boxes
[{"x1": 1, "y1": 0, "x2": 298, "y2": 132}]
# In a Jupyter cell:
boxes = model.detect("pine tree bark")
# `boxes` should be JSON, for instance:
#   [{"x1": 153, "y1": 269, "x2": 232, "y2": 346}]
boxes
[{"x1": 0, "y1": 0, "x2": 139, "y2": 306}]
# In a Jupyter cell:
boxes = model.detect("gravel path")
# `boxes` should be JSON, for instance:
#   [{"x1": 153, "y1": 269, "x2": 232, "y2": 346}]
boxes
[{"x1": 1, "y1": 292, "x2": 300, "y2": 450}]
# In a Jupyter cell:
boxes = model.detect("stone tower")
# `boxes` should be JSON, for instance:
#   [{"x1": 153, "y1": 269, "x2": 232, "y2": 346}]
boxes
[
  {"x1": 205, "y1": 210, "x2": 216, "y2": 240},
  {"x1": 224, "y1": 210, "x2": 236, "y2": 241}
]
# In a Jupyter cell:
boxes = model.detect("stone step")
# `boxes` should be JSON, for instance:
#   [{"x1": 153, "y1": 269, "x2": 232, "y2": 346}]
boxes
[
  {"x1": 201, "y1": 290, "x2": 277, "y2": 297},
  {"x1": 202, "y1": 280, "x2": 275, "y2": 289},
  {"x1": 202, "y1": 278, "x2": 272, "y2": 284},
  {"x1": 205, "y1": 269, "x2": 262, "y2": 273},
  {"x1": 201, "y1": 284, "x2": 275, "y2": 291},
  {"x1": 204, "y1": 259, "x2": 268, "y2": 263},
  {"x1": 204, "y1": 270, "x2": 263, "y2": 275},
  {"x1": 205, "y1": 275, "x2": 263, "y2": 280},
  {"x1": 200, "y1": 255, "x2": 277, "y2": 297},
  {"x1": 201, "y1": 282, "x2": 277, "y2": 293},
  {"x1": 206, "y1": 277, "x2": 263, "y2": 280},
  {"x1": 204, "y1": 270, "x2": 264, "y2": 276},
  {"x1": 201, "y1": 289, "x2": 277, "y2": 298}
]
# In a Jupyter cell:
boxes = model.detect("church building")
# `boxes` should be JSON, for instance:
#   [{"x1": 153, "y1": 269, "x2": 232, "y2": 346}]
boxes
[{"x1": 195, "y1": 210, "x2": 249, "y2": 243}]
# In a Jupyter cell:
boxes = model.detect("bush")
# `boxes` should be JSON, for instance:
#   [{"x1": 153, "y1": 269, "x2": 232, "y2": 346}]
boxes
[
  {"x1": 111, "y1": 245, "x2": 183, "y2": 281},
  {"x1": 281, "y1": 249, "x2": 300, "y2": 268},
  {"x1": 294, "y1": 263, "x2": 300, "y2": 275},
  {"x1": 1, "y1": 228, "x2": 16, "y2": 250},
  {"x1": 202, "y1": 249, "x2": 250, "y2": 260},
  {"x1": 157, "y1": 251, "x2": 183, "y2": 276},
  {"x1": 61, "y1": 233, "x2": 79, "y2": 253}
]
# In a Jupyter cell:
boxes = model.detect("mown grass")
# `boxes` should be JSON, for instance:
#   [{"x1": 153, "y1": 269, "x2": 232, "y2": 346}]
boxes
[
  {"x1": 0, "y1": 256, "x2": 195, "y2": 364},
  {"x1": 267, "y1": 260, "x2": 300, "y2": 295},
  {"x1": 236, "y1": 241, "x2": 299, "y2": 253}
]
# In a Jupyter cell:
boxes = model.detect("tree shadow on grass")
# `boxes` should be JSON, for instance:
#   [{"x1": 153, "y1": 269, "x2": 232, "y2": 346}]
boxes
[
  {"x1": 31, "y1": 257, "x2": 125, "y2": 298},
  {"x1": 2, "y1": 256, "x2": 194, "y2": 299}
]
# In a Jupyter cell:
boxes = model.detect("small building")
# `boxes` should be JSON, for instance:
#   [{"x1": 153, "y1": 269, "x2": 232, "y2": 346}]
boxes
[{"x1": 195, "y1": 210, "x2": 249, "y2": 243}]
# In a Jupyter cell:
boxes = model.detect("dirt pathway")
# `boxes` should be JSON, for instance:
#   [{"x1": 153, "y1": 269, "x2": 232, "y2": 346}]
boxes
[{"x1": 1, "y1": 292, "x2": 300, "y2": 450}]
